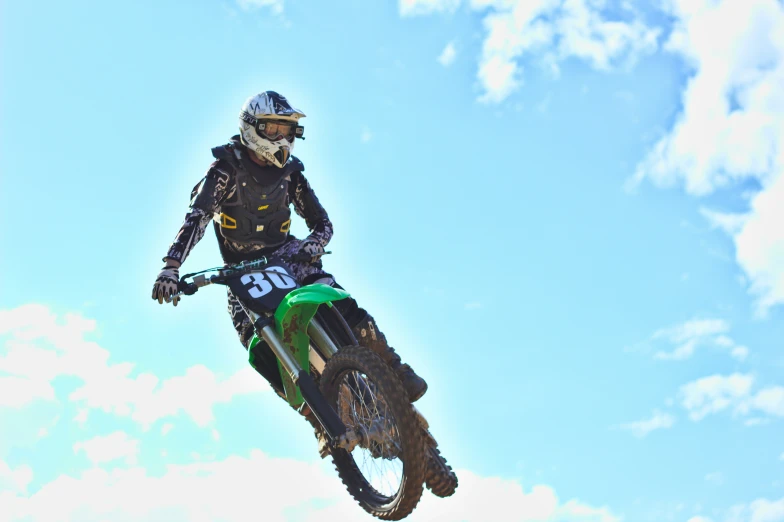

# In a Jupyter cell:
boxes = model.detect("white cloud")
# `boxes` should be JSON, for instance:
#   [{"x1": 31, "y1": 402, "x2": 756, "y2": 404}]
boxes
[
  {"x1": 553, "y1": 500, "x2": 618, "y2": 522},
  {"x1": 750, "y1": 386, "x2": 784, "y2": 417},
  {"x1": 734, "y1": 174, "x2": 784, "y2": 316},
  {"x1": 0, "y1": 460, "x2": 33, "y2": 495},
  {"x1": 619, "y1": 409, "x2": 675, "y2": 438},
  {"x1": 700, "y1": 207, "x2": 748, "y2": 236},
  {"x1": 34, "y1": 415, "x2": 59, "y2": 440},
  {"x1": 1, "y1": 450, "x2": 620, "y2": 522},
  {"x1": 435, "y1": 0, "x2": 659, "y2": 103},
  {"x1": 633, "y1": 0, "x2": 784, "y2": 195},
  {"x1": 0, "y1": 306, "x2": 622, "y2": 522},
  {"x1": 687, "y1": 517, "x2": 714, "y2": 522},
  {"x1": 713, "y1": 335, "x2": 749, "y2": 362},
  {"x1": 73, "y1": 431, "x2": 140, "y2": 466},
  {"x1": 402, "y1": 0, "x2": 784, "y2": 316},
  {"x1": 705, "y1": 472, "x2": 724, "y2": 485},
  {"x1": 680, "y1": 373, "x2": 754, "y2": 420},
  {"x1": 70, "y1": 364, "x2": 269, "y2": 429},
  {"x1": 553, "y1": 0, "x2": 659, "y2": 70},
  {"x1": 0, "y1": 376, "x2": 54, "y2": 408},
  {"x1": 0, "y1": 305, "x2": 270, "y2": 430},
  {"x1": 645, "y1": 317, "x2": 748, "y2": 361},
  {"x1": 360, "y1": 127, "x2": 372, "y2": 143},
  {"x1": 464, "y1": 301, "x2": 483, "y2": 310},
  {"x1": 749, "y1": 498, "x2": 784, "y2": 522},
  {"x1": 438, "y1": 41, "x2": 457, "y2": 66},
  {"x1": 235, "y1": 0, "x2": 285, "y2": 14},
  {"x1": 724, "y1": 497, "x2": 784, "y2": 522},
  {"x1": 731, "y1": 345, "x2": 750, "y2": 362},
  {"x1": 654, "y1": 339, "x2": 697, "y2": 361},
  {"x1": 679, "y1": 373, "x2": 784, "y2": 422},
  {"x1": 630, "y1": 0, "x2": 784, "y2": 314},
  {"x1": 654, "y1": 318, "x2": 730, "y2": 343},
  {"x1": 478, "y1": 54, "x2": 520, "y2": 103},
  {"x1": 0, "y1": 304, "x2": 104, "y2": 384},
  {"x1": 73, "y1": 409, "x2": 88, "y2": 426},
  {"x1": 400, "y1": 0, "x2": 461, "y2": 17},
  {"x1": 780, "y1": 452, "x2": 784, "y2": 461},
  {"x1": 161, "y1": 423, "x2": 174, "y2": 436},
  {"x1": 410, "y1": 0, "x2": 784, "y2": 312}
]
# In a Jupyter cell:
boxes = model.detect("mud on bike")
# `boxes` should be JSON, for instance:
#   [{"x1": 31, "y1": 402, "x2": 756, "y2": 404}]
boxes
[{"x1": 172, "y1": 253, "x2": 457, "y2": 520}]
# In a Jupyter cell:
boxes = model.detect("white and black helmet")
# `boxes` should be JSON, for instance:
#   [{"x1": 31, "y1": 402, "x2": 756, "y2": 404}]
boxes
[{"x1": 239, "y1": 91, "x2": 306, "y2": 168}]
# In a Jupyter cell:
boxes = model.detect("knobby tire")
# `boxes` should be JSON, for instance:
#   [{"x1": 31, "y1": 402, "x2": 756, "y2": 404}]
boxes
[
  {"x1": 425, "y1": 445, "x2": 458, "y2": 498},
  {"x1": 320, "y1": 346, "x2": 426, "y2": 520}
]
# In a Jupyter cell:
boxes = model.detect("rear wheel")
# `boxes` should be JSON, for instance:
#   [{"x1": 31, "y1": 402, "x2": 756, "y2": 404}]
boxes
[{"x1": 320, "y1": 346, "x2": 426, "y2": 520}]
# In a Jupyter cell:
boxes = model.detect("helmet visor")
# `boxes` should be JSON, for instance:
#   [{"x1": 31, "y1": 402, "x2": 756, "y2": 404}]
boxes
[
  {"x1": 241, "y1": 111, "x2": 304, "y2": 141},
  {"x1": 258, "y1": 120, "x2": 297, "y2": 141}
]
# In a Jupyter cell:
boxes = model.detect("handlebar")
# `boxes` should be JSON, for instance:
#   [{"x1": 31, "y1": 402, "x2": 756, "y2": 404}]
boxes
[{"x1": 173, "y1": 251, "x2": 331, "y2": 301}]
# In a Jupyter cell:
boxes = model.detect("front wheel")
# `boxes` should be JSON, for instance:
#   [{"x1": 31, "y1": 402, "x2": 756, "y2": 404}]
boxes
[
  {"x1": 320, "y1": 346, "x2": 426, "y2": 520},
  {"x1": 425, "y1": 445, "x2": 458, "y2": 497}
]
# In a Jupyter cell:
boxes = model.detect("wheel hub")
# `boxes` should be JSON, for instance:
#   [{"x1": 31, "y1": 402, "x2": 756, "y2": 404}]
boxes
[{"x1": 358, "y1": 419, "x2": 401, "y2": 459}]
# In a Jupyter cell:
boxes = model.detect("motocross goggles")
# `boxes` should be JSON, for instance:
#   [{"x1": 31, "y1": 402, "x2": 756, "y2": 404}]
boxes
[{"x1": 241, "y1": 111, "x2": 304, "y2": 141}]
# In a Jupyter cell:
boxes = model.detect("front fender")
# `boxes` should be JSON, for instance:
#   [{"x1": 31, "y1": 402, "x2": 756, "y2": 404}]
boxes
[
  {"x1": 274, "y1": 283, "x2": 350, "y2": 325},
  {"x1": 273, "y1": 284, "x2": 350, "y2": 406}
]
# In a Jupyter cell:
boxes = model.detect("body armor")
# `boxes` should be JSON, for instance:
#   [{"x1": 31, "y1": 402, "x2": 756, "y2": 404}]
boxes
[{"x1": 211, "y1": 143, "x2": 303, "y2": 248}]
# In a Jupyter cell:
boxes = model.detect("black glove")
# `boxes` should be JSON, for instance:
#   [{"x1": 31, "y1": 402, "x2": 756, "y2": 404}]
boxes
[
  {"x1": 151, "y1": 265, "x2": 181, "y2": 306},
  {"x1": 298, "y1": 238, "x2": 325, "y2": 264}
]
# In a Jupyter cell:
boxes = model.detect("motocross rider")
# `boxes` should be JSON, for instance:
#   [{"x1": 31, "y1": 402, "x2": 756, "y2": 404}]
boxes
[{"x1": 150, "y1": 91, "x2": 427, "y2": 409}]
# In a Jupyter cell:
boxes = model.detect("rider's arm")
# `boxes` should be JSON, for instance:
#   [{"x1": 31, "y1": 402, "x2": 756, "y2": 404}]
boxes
[
  {"x1": 289, "y1": 170, "x2": 334, "y2": 247},
  {"x1": 163, "y1": 160, "x2": 234, "y2": 265}
]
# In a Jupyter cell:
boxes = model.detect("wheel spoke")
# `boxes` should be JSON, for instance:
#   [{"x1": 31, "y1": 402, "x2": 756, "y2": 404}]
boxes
[
  {"x1": 320, "y1": 346, "x2": 425, "y2": 519},
  {"x1": 339, "y1": 369, "x2": 404, "y2": 498}
]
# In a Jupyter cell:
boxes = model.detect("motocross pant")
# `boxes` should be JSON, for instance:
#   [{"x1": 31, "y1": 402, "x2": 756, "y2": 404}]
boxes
[{"x1": 225, "y1": 238, "x2": 366, "y2": 393}]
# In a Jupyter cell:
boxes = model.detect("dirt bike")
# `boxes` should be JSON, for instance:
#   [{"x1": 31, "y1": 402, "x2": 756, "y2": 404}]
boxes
[{"x1": 172, "y1": 253, "x2": 458, "y2": 520}]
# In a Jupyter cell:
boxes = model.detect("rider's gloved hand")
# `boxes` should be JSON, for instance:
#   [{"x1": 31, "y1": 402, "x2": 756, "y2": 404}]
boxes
[
  {"x1": 298, "y1": 238, "x2": 325, "y2": 264},
  {"x1": 151, "y1": 264, "x2": 181, "y2": 306}
]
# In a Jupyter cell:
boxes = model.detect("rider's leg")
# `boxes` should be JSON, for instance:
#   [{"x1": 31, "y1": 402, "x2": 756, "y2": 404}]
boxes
[
  {"x1": 351, "y1": 309, "x2": 428, "y2": 403},
  {"x1": 227, "y1": 248, "x2": 331, "y2": 455},
  {"x1": 226, "y1": 287, "x2": 286, "y2": 395},
  {"x1": 294, "y1": 266, "x2": 428, "y2": 402},
  {"x1": 326, "y1": 282, "x2": 428, "y2": 403},
  {"x1": 228, "y1": 252, "x2": 427, "y2": 403}
]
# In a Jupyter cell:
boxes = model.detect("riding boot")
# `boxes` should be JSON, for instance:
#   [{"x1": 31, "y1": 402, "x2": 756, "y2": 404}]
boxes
[{"x1": 351, "y1": 312, "x2": 428, "y2": 402}]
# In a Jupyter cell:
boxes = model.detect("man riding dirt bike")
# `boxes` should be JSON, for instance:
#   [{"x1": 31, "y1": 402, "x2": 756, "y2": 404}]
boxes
[{"x1": 151, "y1": 91, "x2": 457, "y2": 519}]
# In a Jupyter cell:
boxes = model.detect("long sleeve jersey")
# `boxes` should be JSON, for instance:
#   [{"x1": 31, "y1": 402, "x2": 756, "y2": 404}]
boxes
[{"x1": 164, "y1": 153, "x2": 333, "y2": 265}]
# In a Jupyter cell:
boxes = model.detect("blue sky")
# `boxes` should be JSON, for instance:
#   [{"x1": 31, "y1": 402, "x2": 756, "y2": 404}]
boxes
[{"x1": 1, "y1": 0, "x2": 783, "y2": 521}]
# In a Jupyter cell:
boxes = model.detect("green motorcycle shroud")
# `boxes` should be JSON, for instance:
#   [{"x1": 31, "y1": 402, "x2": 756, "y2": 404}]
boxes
[{"x1": 247, "y1": 283, "x2": 350, "y2": 408}]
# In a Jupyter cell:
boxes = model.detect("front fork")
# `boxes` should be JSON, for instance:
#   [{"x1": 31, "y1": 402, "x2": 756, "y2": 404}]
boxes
[{"x1": 245, "y1": 308, "x2": 360, "y2": 453}]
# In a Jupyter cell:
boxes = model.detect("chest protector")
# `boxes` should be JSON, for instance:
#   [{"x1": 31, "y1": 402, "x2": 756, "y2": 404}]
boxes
[{"x1": 211, "y1": 144, "x2": 302, "y2": 248}]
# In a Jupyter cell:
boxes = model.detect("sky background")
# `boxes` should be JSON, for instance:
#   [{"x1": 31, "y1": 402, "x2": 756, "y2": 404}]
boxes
[{"x1": 1, "y1": 0, "x2": 783, "y2": 521}]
